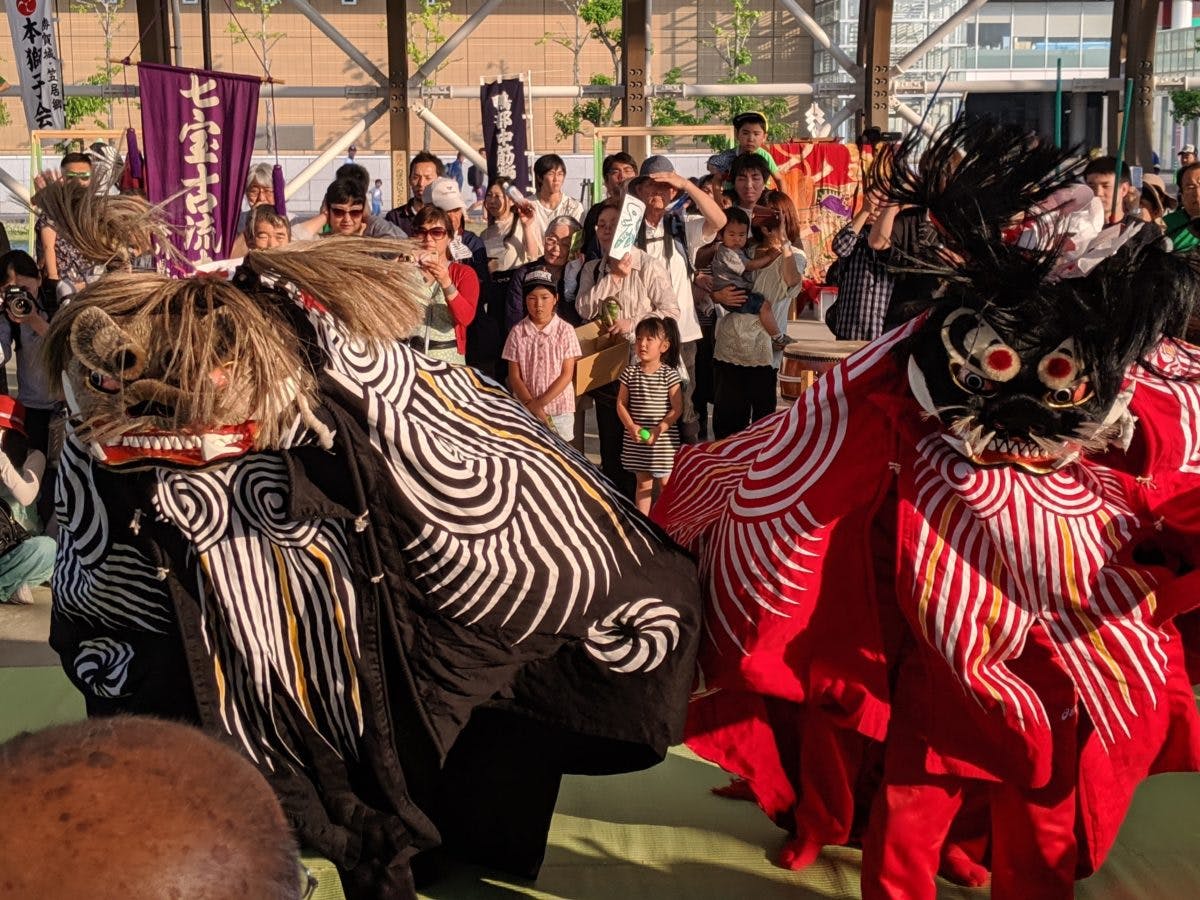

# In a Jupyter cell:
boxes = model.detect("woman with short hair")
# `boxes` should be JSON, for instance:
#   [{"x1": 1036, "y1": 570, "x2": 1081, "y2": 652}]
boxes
[{"x1": 409, "y1": 205, "x2": 480, "y2": 365}]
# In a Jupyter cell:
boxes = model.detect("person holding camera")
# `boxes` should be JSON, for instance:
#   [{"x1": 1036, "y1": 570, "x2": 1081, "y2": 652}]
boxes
[
  {"x1": 0, "y1": 251, "x2": 60, "y2": 529},
  {"x1": 407, "y1": 205, "x2": 480, "y2": 365}
]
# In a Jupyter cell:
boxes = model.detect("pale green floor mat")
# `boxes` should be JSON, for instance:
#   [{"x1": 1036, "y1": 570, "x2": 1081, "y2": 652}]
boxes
[{"x1": 4, "y1": 666, "x2": 1199, "y2": 899}]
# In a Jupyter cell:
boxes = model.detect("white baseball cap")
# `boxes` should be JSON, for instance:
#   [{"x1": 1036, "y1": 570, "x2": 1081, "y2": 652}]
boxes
[
  {"x1": 1181, "y1": 144, "x2": 1197, "y2": 155},
  {"x1": 423, "y1": 177, "x2": 465, "y2": 212}
]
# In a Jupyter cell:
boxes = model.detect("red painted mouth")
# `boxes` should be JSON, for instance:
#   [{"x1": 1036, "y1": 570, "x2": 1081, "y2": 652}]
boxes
[
  {"x1": 92, "y1": 423, "x2": 258, "y2": 467},
  {"x1": 972, "y1": 447, "x2": 1062, "y2": 473}
]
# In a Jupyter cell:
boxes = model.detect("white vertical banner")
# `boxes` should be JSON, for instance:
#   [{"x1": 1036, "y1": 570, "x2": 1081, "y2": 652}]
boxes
[{"x1": 6, "y1": 0, "x2": 66, "y2": 129}]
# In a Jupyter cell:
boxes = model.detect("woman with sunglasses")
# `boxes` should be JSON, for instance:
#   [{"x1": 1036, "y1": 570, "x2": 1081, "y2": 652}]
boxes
[{"x1": 410, "y1": 205, "x2": 479, "y2": 365}]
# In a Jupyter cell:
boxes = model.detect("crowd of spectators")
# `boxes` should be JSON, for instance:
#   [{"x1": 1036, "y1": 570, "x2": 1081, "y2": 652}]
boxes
[{"x1": 28, "y1": 125, "x2": 1188, "y2": 544}]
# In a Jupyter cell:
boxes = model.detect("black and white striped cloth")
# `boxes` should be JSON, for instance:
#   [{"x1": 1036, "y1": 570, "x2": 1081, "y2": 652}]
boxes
[{"x1": 620, "y1": 363, "x2": 681, "y2": 474}]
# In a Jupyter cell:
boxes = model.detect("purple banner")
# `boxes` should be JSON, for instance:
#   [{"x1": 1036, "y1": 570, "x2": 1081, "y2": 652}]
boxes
[
  {"x1": 481, "y1": 78, "x2": 529, "y2": 194},
  {"x1": 138, "y1": 63, "x2": 260, "y2": 263}
]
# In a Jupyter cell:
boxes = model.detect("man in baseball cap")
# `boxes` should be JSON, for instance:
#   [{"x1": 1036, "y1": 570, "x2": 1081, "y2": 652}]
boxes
[
  {"x1": 1180, "y1": 144, "x2": 1197, "y2": 167},
  {"x1": 628, "y1": 153, "x2": 727, "y2": 442}
]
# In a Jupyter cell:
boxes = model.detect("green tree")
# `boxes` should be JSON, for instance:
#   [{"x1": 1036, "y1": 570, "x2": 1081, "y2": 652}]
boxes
[
  {"x1": 70, "y1": 0, "x2": 123, "y2": 127},
  {"x1": 693, "y1": 0, "x2": 790, "y2": 150},
  {"x1": 226, "y1": 0, "x2": 285, "y2": 153},
  {"x1": 549, "y1": 0, "x2": 622, "y2": 144},
  {"x1": 552, "y1": 74, "x2": 617, "y2": 143},
  {"x1": 538, "y1": 0, "x2": 593, "y2": 152},
  {"x1": 66, "y1": 70, "x2": 120, "y2": 129},
  {"x1": 1170, "y1": 89, "x2": 1200, "y2": 126},
  {"x1": 408, "y1": 0, "x2": 461, "y2": 150},
  {"x1": 0, "y1": 69, "x2": 12, "y2": 128},
  {"x1": 650, "y1": 67, "x2": 703, "y2": 149}
]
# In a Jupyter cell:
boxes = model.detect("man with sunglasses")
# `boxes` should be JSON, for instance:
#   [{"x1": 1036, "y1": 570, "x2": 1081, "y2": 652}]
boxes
[
  {"x1": 36, "y1": 152, "x2": 92, "y2": 287},
  {"x1": 291, "y1": 177, "x2": 403, "y2": 242}
]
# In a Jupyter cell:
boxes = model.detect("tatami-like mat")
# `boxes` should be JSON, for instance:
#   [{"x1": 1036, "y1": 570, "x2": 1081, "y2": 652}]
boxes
[{"x1": 4, "y1": 665, "x2": 1198, "y2": 899}]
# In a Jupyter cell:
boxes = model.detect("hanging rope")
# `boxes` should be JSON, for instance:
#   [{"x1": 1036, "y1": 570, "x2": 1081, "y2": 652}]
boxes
[{"x1": 116, "y1": 5, "x2": 164, "y2": 70}]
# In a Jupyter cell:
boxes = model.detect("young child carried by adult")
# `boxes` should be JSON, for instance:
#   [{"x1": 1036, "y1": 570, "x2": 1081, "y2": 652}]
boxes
[
  {"x1": 617, "y1": 316, "x2": 683, "y2": 514},
  {"x1": 710, "y1": 208, "x2": 796, "y2": 349},
  {"x1": 243, "y1": 204, "x2": 291, "y2": 250},
  {"x1": 502, "y1": 268, "x2": 583, "y2": 441}
]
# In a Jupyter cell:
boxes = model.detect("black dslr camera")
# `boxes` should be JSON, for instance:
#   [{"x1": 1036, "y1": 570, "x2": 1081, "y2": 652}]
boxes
[{"x1": 0, "y1": 285, "x2": 36, "y2": 318}]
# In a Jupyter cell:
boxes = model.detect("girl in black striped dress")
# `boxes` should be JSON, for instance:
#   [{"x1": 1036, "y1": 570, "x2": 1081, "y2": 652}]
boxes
[{"x1": 616, "y1": 316, "x2": 683, "y2": 514}]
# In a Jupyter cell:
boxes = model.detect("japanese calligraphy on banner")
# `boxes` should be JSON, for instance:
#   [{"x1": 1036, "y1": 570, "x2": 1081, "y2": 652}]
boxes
[
  {"x1": 481, "y1": 78, "x2": 529, "y2": 193},
  {"x1": 138, "y1": 63, "x2": 260, "y2": 263},
  {"x1": 6, "y1": 0, "x2": 65, "y2": 129}
]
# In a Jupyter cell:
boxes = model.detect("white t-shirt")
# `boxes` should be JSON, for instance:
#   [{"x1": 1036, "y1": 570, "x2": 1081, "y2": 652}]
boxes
[
  {"x1": 533, "y1": 195, "x2": 585, "y2": 235},
  {"x1": 639, "y1": 214, "x2": 712, "y2": 344}
]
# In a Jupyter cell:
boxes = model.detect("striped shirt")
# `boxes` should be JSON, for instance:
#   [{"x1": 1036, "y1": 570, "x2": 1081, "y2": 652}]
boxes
[
  {"x1": 619, "y1": 363, "x2": 681, "y2": 474},
  {"x1": 826, "y1": 223, "x2": 893, "y2": 342}
]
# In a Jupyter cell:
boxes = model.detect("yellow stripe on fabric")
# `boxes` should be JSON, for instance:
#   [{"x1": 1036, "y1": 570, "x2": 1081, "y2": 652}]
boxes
[
  {"x1": 199, "y1": 553, "x2": 229, "y2": 717},
  {"x1": 969, "y1": 555, "x2": 1006, "y2": 704},
  {"x1": 416, "y1": 369, "x2": 634, "y2": 552},
  {"x1": 308, "y1": 544, "x2": 363, "y2": 728},
  {"x1": 1127, "y1": 568, "x2": 1158, "y2": 616},
  {"x1": 273, "y1": 544, "x2": 316, "y2": 725},
  {"x1": 916, "y1": 496, "x2": 960, "y2": 642}
]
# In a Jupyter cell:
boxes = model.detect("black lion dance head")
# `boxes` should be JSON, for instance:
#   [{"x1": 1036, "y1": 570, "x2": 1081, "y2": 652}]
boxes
[{"x1": 871, "y1": 116, "x2": 1200, "y2": 473}]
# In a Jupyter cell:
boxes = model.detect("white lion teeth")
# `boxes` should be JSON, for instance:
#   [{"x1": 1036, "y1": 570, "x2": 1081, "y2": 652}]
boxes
[
  {"x1": 114, "y1": 433, "x2": 205, "y2": 452},
  {"x1": 201, "y1": 433, "x2": 240, "y2": 461}
]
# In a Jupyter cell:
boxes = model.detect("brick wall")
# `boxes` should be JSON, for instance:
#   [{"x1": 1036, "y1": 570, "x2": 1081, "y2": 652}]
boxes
[{"x1": 0, "y1": 0, "x2": 816, "y2": 151}]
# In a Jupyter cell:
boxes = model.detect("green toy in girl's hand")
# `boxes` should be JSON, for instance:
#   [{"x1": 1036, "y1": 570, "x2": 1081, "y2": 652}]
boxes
[
  {"x1": 600, "y1": 298, "x2": 622, "y2": 327},
  {"x1": 638, "y1": 428, "x2": 652, "y2": 442}
]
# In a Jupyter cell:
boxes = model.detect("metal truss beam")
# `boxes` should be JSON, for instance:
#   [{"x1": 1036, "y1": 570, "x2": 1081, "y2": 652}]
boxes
[
  {"x1": 891, "y1": 0, "x2": 989, "y2": 77},
  {"x1": 409, "y1": 0, "x2": 507, "y2": 88},
  {"x1": 291, "y1": 0, "x2": 388, "y2": 86}
]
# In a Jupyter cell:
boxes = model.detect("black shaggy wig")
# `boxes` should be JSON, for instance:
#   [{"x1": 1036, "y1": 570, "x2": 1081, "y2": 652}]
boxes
[{"x1": 872, "y1": 113, "x2": 1200, "y2": 403}]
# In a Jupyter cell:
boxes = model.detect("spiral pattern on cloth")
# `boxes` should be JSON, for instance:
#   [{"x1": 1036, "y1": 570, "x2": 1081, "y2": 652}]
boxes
[
  {"x1": 74, "y1": 638, "x2": 134, "y2": 698},
  {"x1": 929, "y1": 441, "x2": 1014, "y2": 520},
  {"x1": 1021, "y1": 467, "x2": 1107, "y2": 516},
  {"x1": 232, "y1": 457, "x2": 318, "y2": 548},
  {"x1": 55, "y1": 438, "x2": 110, "y2": 567},
  {"x1": 586, "y1": 599, "x2": 682, "y2": 674},
  {"x1": 155, "y1": 468, "x2": 232, "y2": 553}
]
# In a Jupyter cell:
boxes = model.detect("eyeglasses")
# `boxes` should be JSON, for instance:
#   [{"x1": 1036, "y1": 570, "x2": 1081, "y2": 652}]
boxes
[
  {"x1": 329, "y1": 206, "x2": 364, "y2": 219},
  {"x1": 63, "y1": 171, "x2": 91, "y2": 181},
  {"x1": 415, "y1": 226, "x2": 448, "y2": 239}
]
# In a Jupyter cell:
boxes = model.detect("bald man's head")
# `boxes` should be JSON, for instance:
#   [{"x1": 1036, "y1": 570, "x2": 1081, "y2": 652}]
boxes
[{"x1": 0, "y1": 716, "x2": 301, "y2": 899}]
